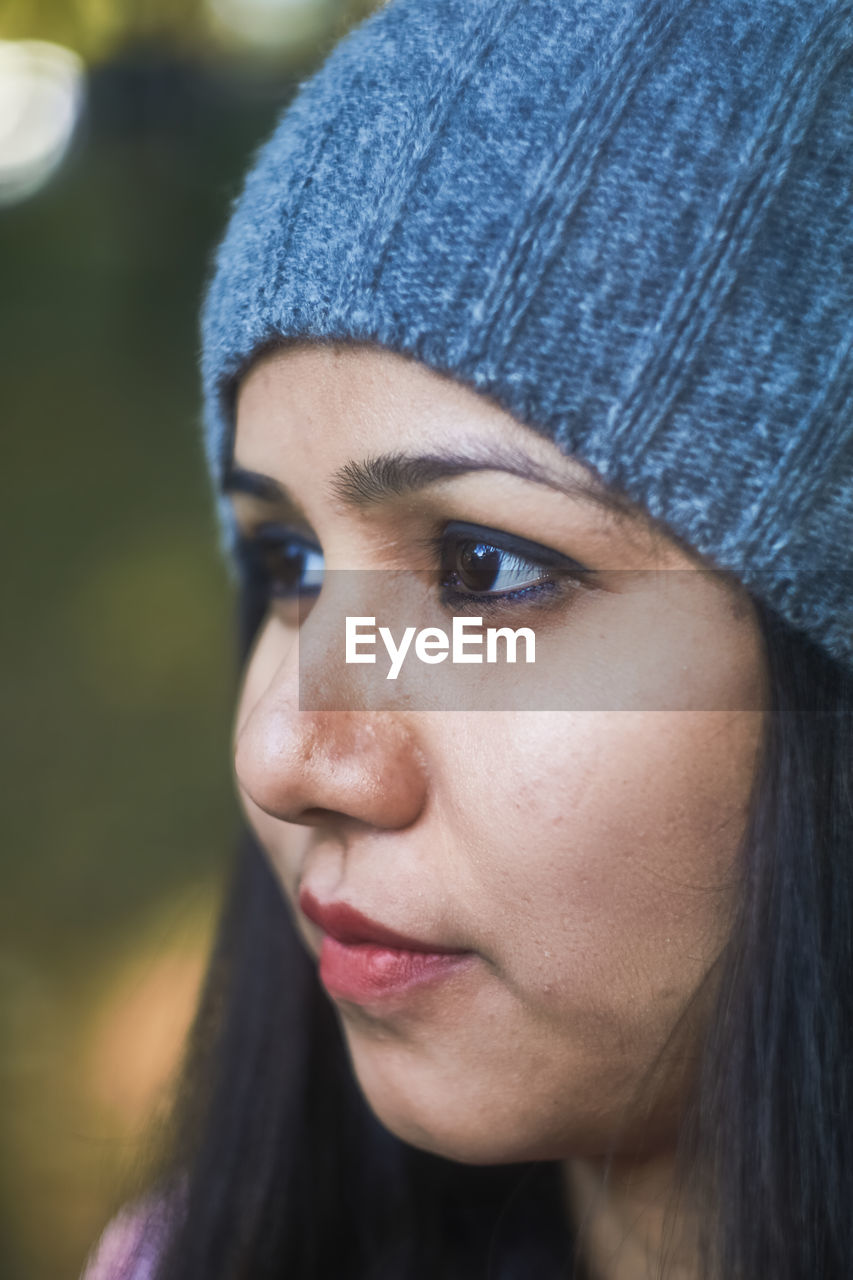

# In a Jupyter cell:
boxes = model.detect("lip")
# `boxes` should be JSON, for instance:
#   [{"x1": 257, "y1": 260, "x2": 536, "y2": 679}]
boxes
[
  {"x1": 298, "y1": 886, "x2": 475, "y2": 1005},
  {"x1": 299, "y1": 887, "x2": 463, "y2": 953}
]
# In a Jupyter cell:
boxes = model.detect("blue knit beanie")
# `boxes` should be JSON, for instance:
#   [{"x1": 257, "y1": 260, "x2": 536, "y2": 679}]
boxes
[{"x1": 201, "y1": 0, "x2": 853, "y2": 670}]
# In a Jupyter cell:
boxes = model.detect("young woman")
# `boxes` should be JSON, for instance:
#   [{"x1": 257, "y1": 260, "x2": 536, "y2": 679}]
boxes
[{"x1": 83, "y1": 0, "x2": 853, "y2": 1276}]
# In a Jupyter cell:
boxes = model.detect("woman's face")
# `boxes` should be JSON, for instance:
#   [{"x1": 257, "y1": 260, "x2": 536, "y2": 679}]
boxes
[{"x1": 228, "y1": 342, "x2": 766, "y2": 1165}]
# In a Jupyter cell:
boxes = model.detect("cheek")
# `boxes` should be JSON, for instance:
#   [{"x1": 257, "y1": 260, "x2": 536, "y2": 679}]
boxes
[
  {"x1": 232, "y1": 623, "x2": 273, "y2": 817},
  {"x1": 346, "y1": 710, "x2": 762, "y2": 1163},
  {"x1": 435, "y1": 710, "x2": 761, "y2": 1021}
]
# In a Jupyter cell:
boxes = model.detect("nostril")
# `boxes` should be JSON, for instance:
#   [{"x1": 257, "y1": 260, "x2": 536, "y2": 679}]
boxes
[{"x1": 286, "y1": 805, "x2": 365, "y2": 830}]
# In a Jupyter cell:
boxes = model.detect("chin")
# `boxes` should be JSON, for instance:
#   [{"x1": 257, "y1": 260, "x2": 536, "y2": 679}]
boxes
[
  {"x1": 369, "y1": 1097, "x2": 605, "y2": 1166},
  {"x1": 349, "y1": 1049, "x2": 683, "y2": 1168},
  {"x1": 367, "y1": 1101, "x2": 538, "y2": 1166},
  {"x1": 348, "y1": 1061, "x2": 574, "y2": 1166}
]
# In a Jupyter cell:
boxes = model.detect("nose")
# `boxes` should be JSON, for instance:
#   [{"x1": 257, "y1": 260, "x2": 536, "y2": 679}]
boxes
[{"x1": 234, "y1": 630, "x2": 428, "y2": 830}]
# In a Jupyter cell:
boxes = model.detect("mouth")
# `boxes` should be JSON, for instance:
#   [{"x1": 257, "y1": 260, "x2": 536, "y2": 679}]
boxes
[{"x1": 298, "y1": 887, "x2": 475, "y2": 1005}]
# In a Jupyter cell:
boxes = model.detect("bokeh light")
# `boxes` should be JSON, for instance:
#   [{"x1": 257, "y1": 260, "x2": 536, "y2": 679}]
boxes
[
  {"x1": 207, "y1": 0, "x2": 337, "y2": 51},
  {"x1": 0, "y1": 40, "x2": 85, "y2": 206}
]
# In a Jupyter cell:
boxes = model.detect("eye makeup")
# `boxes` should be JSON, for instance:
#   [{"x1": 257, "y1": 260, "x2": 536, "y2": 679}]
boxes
[
  {"x1": 431, "y1": 520, "x2": 596, "y2": 616},
  {"x1": 234, "y1": 513, "x2": 596, "y2": 622}
]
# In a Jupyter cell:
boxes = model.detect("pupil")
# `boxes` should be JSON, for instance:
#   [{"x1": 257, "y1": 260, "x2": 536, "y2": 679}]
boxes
[{"x1": 458, "y1": 541, "x2": 500, "y2": 591}]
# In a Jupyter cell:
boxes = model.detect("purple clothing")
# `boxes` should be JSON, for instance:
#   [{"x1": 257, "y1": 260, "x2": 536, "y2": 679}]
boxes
[{"x1": 80, "y1": 1200, "x2": 170, "y2": 1280}]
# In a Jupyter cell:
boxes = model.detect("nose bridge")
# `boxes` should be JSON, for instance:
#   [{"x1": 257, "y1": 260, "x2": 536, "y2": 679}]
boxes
[{"x1": 237, "y1": 608, "x2": 300, "y2": 738}]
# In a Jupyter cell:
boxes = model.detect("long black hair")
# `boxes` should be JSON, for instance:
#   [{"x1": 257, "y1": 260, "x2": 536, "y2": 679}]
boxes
[
  {"x1": 148, "y1": 569, "x2": 853, "y2": 1279},
  {"x1": 691, "y1": 602, "x2": 853, "y2": 1279}
]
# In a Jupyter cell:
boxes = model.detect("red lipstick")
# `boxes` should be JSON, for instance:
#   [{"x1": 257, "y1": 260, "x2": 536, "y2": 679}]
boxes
[{"x1": 299, "y1": 888, "x2": 474, "y2": 1005}]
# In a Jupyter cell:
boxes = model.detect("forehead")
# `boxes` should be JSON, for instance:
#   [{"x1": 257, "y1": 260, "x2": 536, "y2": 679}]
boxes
[{"x1": 235, "y1": 341, "x2": 622, "y2": 501}]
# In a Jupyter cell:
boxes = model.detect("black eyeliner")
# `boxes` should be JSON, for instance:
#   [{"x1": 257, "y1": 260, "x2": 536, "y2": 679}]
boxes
[
  {"x1": 438, "y1": 519, "x2": 592, "y2": 575},
  {"x1": 438, "y1": 522, "x2": 584, "y2": 578}
]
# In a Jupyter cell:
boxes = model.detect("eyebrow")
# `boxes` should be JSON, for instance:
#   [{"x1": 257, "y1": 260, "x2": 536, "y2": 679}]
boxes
[
  {"x1": 223, "y1": 447, "x2": 633, "y2": 523},
  {"x1": 222, "y1": 466, "x2": 286, "y2": 505}
]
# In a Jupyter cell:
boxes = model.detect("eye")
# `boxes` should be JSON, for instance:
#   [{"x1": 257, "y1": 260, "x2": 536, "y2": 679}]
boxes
[
  {"x1": 437, "y1": 520, "x2": 591, "y2": 608},
  {"x1": 239, "y1": 524, "x2": 324, "y2": 599}
]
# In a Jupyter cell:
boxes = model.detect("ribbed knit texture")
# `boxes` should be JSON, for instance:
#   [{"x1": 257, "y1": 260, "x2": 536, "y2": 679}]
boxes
[{"x1": 201, "y1": 0, "x2": 853, "y2": 669}]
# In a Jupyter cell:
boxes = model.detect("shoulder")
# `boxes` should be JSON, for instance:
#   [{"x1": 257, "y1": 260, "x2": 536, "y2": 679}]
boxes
[{"x1": 79, "y1": 1196, "x2": 173, "y2": 1280}]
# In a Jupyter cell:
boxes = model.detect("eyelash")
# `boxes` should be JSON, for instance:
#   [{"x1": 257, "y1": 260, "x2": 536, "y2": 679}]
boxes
[{"x1": 237, "y1": 521, "x2": 593, "y2": 613}]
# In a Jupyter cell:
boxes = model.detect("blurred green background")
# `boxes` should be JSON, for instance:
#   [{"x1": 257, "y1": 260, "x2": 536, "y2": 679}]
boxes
[{"x1": 0, "y1": 2, "x2": 380, "y2": 1275}]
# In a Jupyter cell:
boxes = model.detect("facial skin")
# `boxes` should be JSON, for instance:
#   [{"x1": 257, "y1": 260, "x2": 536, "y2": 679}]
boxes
[{"x1": 228, "y1": 341, "x2": 766, "y2": 1271}]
